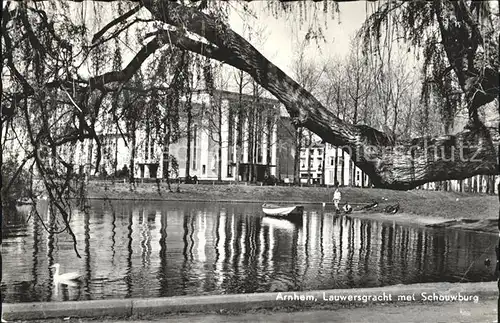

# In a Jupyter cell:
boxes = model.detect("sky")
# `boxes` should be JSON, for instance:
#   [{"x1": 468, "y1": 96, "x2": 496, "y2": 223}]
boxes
[
  {"x1": 206, "y1": 0, "x2": 376, "y2": 94},
  {"x1": 226, "y1": 1, "x2": 371, "y2": 77}
]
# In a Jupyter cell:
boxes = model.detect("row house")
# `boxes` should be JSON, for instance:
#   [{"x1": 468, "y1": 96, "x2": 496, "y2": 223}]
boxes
[{"x1": 299, "y1": 142, "x2": 370, "y2": 186}]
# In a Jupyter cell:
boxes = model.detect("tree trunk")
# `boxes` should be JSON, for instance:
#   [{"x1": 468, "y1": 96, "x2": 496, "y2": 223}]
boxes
[
  {"x1": 340, "y1": 149, "x2": 345, "y2": 186},
  {"x1": 164, "y1": 118, "x2": 172, "y2": 192},
  {"x1": 235, "y1": 102, "x2": 243, "y2": 184},
  {"x1": 185, "y1": 100, "x2": 192, "y2": 179},
  {"x1": 306, "y1": 131, "x2": 312, "y2": 185},
  {"x1": 350, "y1": 159, "x2": 355, "y2": 187},
  {"x1": 248, "y1": 108, "x2": 254, "y2": 183},
  {"x1": 251, "y1": 132, "x2": 256, "y2": 183},
  {"x1": 218, "y1": 102, "x2": 223, "y2": 182},
  {"x1": 218, "y1": 142, "x2": 222, "y2": 182},
  {"x1": 321, "y1": 142, "x2": 326, "y2": 185},
  {"x1": 114, "y1": 134, "x2": 118, "y2": 179},
  {"x1": 128, "y1": 127, "x2": 136, "y2": 191},
  {"x1": 164, "y1": 146, "x2": 171, "y2": 192},
  {"x1": 275, "y1": 140, "x2": 280, "y2": 181},
  {"x1": 334, "y1": 147, "x2": 339, "y2": 187},
  {"x1": 293, "y1": 127, "x2": 303, "y2": 185},
  {"x1": 86, "y1": 139, "x2": 94, "y2": 185}
]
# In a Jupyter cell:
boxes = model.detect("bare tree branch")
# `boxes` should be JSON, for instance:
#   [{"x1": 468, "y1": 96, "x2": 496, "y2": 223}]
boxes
[{"x1": 91, "y1": 5, "x2": 142, "y2": 44}]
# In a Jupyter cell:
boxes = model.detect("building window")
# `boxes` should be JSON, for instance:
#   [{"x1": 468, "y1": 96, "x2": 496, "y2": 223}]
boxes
[
  {"x1": 317, "y1": 149, "x2": 322, "y2": 155},
  {"x1": 330, "y1": 157, "x2": 334, "y2": 166},
  {"x1": 202, "y1": 165, "x2": 206, "y2": 175}
]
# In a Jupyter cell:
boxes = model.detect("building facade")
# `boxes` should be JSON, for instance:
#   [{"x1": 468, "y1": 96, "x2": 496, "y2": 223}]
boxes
[
  {"x1": 299, "y1": 143, "x2": 370, "y2": 186},
  {"x1": 74, "y1": 90, "x2": 296, "y2": 182}
]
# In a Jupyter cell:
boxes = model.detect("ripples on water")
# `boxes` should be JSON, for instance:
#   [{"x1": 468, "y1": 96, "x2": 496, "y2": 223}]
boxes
[{"x1": 1, "y1": 200, "x2": 496, "y2": 303}]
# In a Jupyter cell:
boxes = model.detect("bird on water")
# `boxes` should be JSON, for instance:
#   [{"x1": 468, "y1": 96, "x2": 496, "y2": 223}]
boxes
[{"x1": 51, "y1": 263, "x2": 83, "y2": 284}]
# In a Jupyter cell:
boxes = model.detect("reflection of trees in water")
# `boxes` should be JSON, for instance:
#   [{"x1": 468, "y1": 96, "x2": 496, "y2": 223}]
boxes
[
  {"x1": 125, "y1": 209, "x2": 133, "y2": 298},
  {"x1": 181, "y1": 209, "x2": 193, "y2": 291},
  {"x1": 158, "y1": 210, "x2": 168, "y2": 296},
  {"x1": 46, "y1": 206, "x2": 55, "y2": 301},
  {"x1": 3, "y1": 202, "x2": 497, "y2": 302},
  {"x1": 110, "y1": 207, "x2": 117, "y2": 267},
  {"x1": 83, "y1": 210, "x2": 91, "y2": 300},
  {"x1": 139, "y1": 208, "x2": 153, "y2": 268},
  {"x1": 213, "y1": 210, "x2": 224, "y2": 290},
  {"x1": 32, "y1": 208, "x2": 40, "y2": 298}
]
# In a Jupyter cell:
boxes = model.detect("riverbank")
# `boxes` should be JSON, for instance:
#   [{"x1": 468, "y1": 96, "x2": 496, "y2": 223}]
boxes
[
  {"x1": 3, "y1": 282, "x2": 497, "y2": 322},
  {"x1": 86, "y1": 182, "x2": 498, "y2": 233}
]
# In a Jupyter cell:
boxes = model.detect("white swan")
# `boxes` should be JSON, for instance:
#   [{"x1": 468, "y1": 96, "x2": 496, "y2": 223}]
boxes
[{"x1": 51, "y1": 263, "x2": 82, "y2": 285}]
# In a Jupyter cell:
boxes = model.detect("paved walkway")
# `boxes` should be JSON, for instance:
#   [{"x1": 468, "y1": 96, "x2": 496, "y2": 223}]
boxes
[{"x1": 19, "y1": 299, "x2": 498, "y2": 323}]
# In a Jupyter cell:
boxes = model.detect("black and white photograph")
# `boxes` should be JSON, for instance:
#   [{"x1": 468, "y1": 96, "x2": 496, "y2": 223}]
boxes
[{"x1": 1, "y1": 0, "x2": 499, "y2": 322}]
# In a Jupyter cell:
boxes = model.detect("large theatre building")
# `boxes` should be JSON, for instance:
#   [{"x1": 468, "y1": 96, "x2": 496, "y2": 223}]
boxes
[{"x1": 75, "y1": 90, "x2": 296, "y2": 182}]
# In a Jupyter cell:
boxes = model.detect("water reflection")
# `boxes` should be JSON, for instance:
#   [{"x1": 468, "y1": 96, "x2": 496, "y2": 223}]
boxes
[{"x1": 1, "y1": 200, "x2": 496, "y2": 303}]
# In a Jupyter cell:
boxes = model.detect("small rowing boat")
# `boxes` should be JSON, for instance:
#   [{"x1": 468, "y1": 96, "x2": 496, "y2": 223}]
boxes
[{"x1": 262, "y1": 203, "x2": 304, "y2": 221}]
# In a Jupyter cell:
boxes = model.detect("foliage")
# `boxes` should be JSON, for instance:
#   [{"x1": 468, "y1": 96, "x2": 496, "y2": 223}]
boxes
[
  {"x1": 360, "y1": 0, "x2": 499, "y2": 121},
  {"x1": 1, "y1": 157, "x2": 31, "y2": 206}
]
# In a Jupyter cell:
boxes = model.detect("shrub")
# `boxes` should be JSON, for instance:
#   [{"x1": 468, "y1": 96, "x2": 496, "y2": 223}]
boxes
[{"x1": 1, "y1": 157, "x2": 31, "y2": 206}]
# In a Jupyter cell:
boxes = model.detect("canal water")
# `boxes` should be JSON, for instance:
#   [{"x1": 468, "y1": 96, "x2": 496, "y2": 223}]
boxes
[{"x1": 2, "y1": 200, "x2": 496, "y2": 303}]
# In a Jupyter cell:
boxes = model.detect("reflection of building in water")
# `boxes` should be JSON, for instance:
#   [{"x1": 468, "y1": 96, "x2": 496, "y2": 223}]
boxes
[
  {"x1": 192, "y1": 210, "x2": 208, "y2": 284},
  {"x1": 267, "y1": 219, "x2": 275, "y2": 275},
  {"x1": 320, "y1": 214, "x2": 334, "y2": 274},
  {"x1": 302, "y1": 212, "x2": 321, "y2": 286},
  {"x1": 215, "y1": 210, "x2": 226, "y2": 289},
  {"x1": 3, "y1": 202, "x2": 498, "y2": 302},
  {"x1": 238, "y1": 214, "x2": 246, "y2": 271}
]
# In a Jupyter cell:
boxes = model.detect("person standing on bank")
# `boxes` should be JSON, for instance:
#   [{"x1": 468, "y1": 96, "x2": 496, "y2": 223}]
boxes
[{"x1": 332, "y1": 187, "x2": 341, "y2": 212}]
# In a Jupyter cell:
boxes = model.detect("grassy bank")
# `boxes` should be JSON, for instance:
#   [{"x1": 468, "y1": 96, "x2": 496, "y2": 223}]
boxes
[{"x1": 87, "y1": 182, "x2": 497, "y2": 222}]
